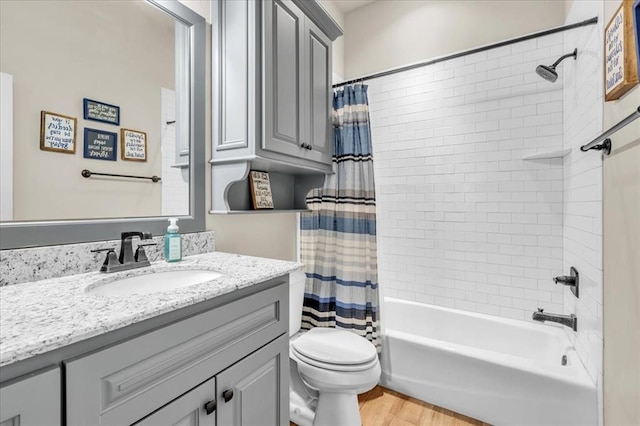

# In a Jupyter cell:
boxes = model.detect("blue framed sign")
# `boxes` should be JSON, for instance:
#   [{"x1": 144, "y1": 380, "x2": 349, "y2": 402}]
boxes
[
  {"x1": 84, "y1": 128, "x2": 117, "y2": 161},
  {"x1": 83, "y1": 98, "x2": 120, "y2": 125}
]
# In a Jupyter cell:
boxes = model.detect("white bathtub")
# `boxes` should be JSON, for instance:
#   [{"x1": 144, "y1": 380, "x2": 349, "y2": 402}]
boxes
[{"x1": 380, "y1": 298, "x2": 597, "y2": 426}]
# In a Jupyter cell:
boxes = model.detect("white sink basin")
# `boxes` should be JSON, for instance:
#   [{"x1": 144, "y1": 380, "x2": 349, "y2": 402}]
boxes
[{"x1": 88, "y1": 269, "x2": 222, "y2": 297}]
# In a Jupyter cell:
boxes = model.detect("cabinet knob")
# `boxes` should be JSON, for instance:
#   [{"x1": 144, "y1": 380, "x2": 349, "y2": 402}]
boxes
[
  {"x1": 222, "y1": 389, "x2": 234, "y2": 402},
  {"x1": 299, "y1": 143, "x2": 313, "y2": 151},
  {"x1": 203, "y1": 399, "x2": 217, "y2": 415}
]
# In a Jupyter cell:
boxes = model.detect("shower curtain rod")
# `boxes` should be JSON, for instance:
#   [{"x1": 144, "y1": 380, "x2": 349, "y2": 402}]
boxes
[
  {"x1": 580, "y1": 106, "x2": 640, "y2": 155},
  {"x1": 332, "y1": 17, "x2": 598, "y2": 89}
]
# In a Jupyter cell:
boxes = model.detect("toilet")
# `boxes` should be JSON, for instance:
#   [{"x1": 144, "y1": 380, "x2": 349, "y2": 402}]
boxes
[{"x1": 289, "y1": 270, "x2": 381, "y2": 426}]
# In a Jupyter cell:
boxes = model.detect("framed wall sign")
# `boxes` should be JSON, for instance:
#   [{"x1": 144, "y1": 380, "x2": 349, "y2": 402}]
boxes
[
  {"x1": 83, "y1": 98, "x2": 120, "y2": 125},
  {"x1": 634, "y1": 0, "x2": 640, "y2": 74},
  {"x1": 120, "y1": 128, "x2": 147, "y2": 161},
  {"x1": 249, "y1": 170, "x2": 274, "y2": 209},
  {"x1": 604, "y1": 0, "x2": 639, "y2": 101},
  {"x1": 84, "y1": 128, "x2": 117, "y2": 161},
  {"x1": 40, "y1": 110, "x2": 77, "y2": 154}
]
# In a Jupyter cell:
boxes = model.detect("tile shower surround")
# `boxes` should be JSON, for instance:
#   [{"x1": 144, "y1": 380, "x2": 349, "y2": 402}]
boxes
[
  {"x1": 0, "y1": 231, "x2": 215, "y2": 286},
  {"x1": 562, "y1": 1, "x2": 604, "y2": 421},
  {"x1": 368, "y1": 33, "x2": 567, "y2": 321}
]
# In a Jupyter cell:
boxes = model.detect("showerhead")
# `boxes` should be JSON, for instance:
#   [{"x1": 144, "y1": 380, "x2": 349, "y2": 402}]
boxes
[
  {"x1": 536, "y1": 64, "x2": 558, "y2": 82},
  {"x1": 535, "y1": 48, "x2": 578, "y2": 83}
]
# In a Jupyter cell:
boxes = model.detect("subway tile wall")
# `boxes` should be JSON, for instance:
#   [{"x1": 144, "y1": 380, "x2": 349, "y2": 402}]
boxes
[
  {"x1": 368, "y1": 33, "x2": 567, "y2": 321},
  {"x1": 562, "y1": 1, "x2": 604, "y2": 422}
]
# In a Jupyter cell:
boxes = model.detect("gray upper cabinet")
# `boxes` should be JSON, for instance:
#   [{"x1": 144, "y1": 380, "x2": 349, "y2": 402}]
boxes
[
  {"x1": 0, "y1": 367, "x2": 60, "y2": 426},
  {"x1": 211, "y1": 0, "x2": 342, "y2": 213},
  {"x1": 303, "y1": 17, "x2": 332, "y2": 162},
  {"x1": 263, "y1": 0, "x2": 305, "y2": 159}
]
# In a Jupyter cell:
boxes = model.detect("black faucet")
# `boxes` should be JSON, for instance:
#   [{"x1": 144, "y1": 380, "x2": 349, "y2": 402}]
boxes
[
  {"x1": 92, "y1": 231, "x2": 154, "y2": 273},
  {"x1": 532, "y1": 309, "x2": 577, "y2": 331},
  {"x1": 118, "y1": 231, "x2": 153, "y2": 264}
]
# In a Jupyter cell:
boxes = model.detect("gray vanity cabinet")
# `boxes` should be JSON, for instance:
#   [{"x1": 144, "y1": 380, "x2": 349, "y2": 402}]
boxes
[
  {"x1": 0, "y1": 366, "x2": 60, "y2": 426},
  {"x1": 65, "y1": 283, "x2": 288, "y2": 425},
  {"x1": 216, "y1": 334, "x2": 288, "y2": 426},
  {"x1": 135, "y1": 334, "x2": 287, "y2": 426},
  {"x1": 210, "y1": 0, "x2": 341, "y2": 212},
  {"x1": 135, "y1": 376, "x2": 216, "y2": 426}
]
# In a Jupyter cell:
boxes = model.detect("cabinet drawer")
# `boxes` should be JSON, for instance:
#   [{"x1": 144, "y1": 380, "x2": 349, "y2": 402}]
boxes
[
  {"x1": 66, "y1": 282, "x2": 287, "y2": 425},
  {"x1": 0, "y1": 366, "x2": 60, "y2": 426}
]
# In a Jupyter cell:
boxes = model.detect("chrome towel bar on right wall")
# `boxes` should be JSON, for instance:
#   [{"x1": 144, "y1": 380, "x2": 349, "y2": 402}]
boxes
[{"x1": 580, "y1": 105, "x2": 640, "y2": 155}]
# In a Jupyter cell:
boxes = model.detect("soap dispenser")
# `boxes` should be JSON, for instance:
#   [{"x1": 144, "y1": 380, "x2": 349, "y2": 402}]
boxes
[{"x1": 165, "y1": 218, "x2": 182, "y2": 262}]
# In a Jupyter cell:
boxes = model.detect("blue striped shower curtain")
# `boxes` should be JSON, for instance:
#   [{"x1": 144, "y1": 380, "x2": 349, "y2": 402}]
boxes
[{"x1": 299, "y1": 84, "x2": 379, "y2": 349}]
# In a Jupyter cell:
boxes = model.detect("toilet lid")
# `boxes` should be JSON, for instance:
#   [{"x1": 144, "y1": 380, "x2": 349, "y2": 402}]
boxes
[{"x1": 291, "y1": 328, "x2": 377, "y2": 366}]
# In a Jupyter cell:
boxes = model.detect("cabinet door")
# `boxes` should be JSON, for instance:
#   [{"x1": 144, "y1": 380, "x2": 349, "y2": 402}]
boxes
[
  {"x1": 263, "y1": 0, "x2": 306, "y2": 157},
  {"x1": 216, "y1": 334, "x2": 289, "y2": 426},
  {"x1": 134, "y1": 376, "x2": 216, "y2": 426},
  {"x1": 0, "y1": 367, "x2": 60, "y2": 426},
  {"x1": 211, "y1": 0, "x2": 260, "y2": 160},
  {"x1": 303, "y1": 17, "x2": 333, "y2": 166}
]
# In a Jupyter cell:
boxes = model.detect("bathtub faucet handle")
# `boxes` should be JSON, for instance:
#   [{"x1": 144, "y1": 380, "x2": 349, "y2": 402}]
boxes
[
  {"x1": 553, "y1": 275, "x2": 575, "y2": 285},
  {"x1": 553, "y1": 267, "x2": 579, "y2": 298}
]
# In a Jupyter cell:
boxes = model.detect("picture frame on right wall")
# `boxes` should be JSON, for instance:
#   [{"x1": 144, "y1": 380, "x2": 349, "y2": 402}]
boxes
[
  {"x1": 633, "y1": 0, "x2": 640, "y2": 74},
  {"x1": 604, "y1": 0, "x2": 640, "y2": 101}
]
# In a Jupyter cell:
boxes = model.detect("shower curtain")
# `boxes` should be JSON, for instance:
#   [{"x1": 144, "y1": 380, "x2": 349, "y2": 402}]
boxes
[{"x1": 299, "y1": 84, "x2": 380, "y2": 349}]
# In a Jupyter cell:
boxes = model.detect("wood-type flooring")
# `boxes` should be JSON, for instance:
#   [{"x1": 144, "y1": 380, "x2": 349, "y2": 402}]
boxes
[{"x1": 291, "y1": 386, "x2": 491, "y2": 426}]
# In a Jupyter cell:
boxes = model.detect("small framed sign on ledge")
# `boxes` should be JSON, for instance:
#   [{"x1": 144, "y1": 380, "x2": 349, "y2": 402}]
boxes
[
  {"x1": 604, "y1": 0, "x2": 639, "y2": 101},
  {"x1": 249, "y1": 171, "x2": 274, "y2": 209}
]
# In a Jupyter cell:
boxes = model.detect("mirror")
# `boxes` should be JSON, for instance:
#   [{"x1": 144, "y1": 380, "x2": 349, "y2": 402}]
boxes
[{"x1": 0, "y1": 0, "x2": 206, "y2": 249}]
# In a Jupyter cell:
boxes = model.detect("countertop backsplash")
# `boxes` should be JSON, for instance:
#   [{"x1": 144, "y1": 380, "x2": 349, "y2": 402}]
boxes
[{"x1": 0, "y1": 231, "x2": 215, "y2": 287}]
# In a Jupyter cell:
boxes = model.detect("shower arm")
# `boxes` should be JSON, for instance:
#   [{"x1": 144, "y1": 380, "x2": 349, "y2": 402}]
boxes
[{"x1": 551, "y1": 49, "x2": 578, "y2": 68}]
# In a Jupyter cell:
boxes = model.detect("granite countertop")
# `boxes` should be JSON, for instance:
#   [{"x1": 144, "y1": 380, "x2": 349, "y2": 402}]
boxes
[{"x1": 0, "y1": 252, "x2": 301, "y2": 368}]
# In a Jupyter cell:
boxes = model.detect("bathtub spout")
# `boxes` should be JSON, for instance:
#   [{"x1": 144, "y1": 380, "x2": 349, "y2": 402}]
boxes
[{"x1": 532, "y1": 309, "x2": 577, "y2": 331}]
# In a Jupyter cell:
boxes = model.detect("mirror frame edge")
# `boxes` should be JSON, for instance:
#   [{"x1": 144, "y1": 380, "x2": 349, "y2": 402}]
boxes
[{"x1": 0, "y1": 0, "x2": 206, "y2": 250}]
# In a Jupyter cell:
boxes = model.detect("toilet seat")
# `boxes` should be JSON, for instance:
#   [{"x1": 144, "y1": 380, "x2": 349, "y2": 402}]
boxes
[
  {"x1": 291, "y1": 346, "x2": 379, "y2": 372},
  {"x1": 291, "y1": 328, "x2": 378, "y2": 372}
]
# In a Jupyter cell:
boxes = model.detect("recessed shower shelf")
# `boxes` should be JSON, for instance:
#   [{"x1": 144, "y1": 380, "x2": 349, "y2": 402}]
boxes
[{"x1": 522, "y1": 149, "x2": 571, "y2": 160}]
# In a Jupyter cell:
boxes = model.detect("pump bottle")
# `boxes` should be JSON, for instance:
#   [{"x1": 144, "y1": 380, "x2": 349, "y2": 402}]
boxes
[{"x1": 165, "y1": 218, "x2": 182, "y2": 262}]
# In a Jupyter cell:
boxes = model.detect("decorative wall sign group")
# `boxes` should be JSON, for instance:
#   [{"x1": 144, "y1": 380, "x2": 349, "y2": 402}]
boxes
[
  {"x1": 604, "y1": 0, "x2": 639, "y2": 101},
  {"x1": 121, "y1": 128, "x2": 147, "y2": 161},
  {"x1": 40, "y1": 111, "x2": 77, "y2": 154},
  {"x1": 83, "y1": 98, "x2": 120, "y2": 125},
  {"x1": 39, "y1": 98, "x2": 148, "y2": 164},
  {"x1": 84, "y1": 128, "x2": 117, "y2": 161},
  {"x1": 634, "y1": 0, "x2": 640, "y2": 74}
]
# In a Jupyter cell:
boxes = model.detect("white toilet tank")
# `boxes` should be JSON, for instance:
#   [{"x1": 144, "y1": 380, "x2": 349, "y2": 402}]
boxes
[{"x1": 289, "y1": 269, "x2": 306, "y2": 336}]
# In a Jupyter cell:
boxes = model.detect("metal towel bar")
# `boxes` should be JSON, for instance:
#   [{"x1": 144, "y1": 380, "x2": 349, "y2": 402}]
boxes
[
  {"x1": 81, "y1": 169, "x2": 161, "y2": 183},
  {"x1": 580, "y1": 106, "x2": 640, "y2": 155}
]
